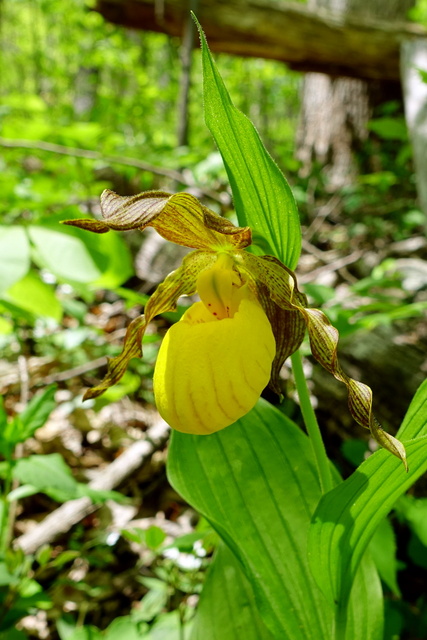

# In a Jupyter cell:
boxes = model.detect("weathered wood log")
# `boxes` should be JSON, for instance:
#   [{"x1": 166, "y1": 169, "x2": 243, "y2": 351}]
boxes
[{"x1": 96, "y1": 0, "x2": 426, "y2": 81}]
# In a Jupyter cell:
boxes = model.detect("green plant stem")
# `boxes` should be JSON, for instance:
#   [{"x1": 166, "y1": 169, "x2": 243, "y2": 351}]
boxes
[
  {"x1": 334, "y1": 602, "x2": 348, "y2": 640},
  {"x1": 0, "y1": 465, "x2": 13, "y2": 557},
  {"x1": 291, "y1": 350, "x2": 333, "y2": 494}
]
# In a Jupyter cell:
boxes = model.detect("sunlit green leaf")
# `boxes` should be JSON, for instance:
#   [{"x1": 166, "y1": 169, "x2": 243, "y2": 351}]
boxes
[
  {"x1": 0, "y1": 226, "x2": 30, "y2": 294},
  {"x1": 196, "y1": 19, "x2": 301, "y2": 269},
  {"x1": 105, "y1": 616, "x2": 147, "y2": 640},
  {"x1": 190, "y1": 541, "x2": 274, "y2": 640},
  {"x1": 168, "y1": 399, "x2": 382, "y2": 639},
  {"x1": 12, "y1": 454, "x2": 77, "y2": 499},
  {"x1": 4, "y1": 270, "x2": 62, "y2": 321},
  {"x1": 28, "y1": 225, "x2": 105, "y2": 283},
  {"x1": 308, "y1": 379, "x2": 427, "y2": 608}
]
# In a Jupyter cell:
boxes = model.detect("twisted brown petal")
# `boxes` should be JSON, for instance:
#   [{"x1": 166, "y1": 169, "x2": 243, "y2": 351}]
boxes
[
  {"x1": 63, "y1": 190, "x2": 251, "y2": 250},
  {"x1": 257, "y1": 283, "x2": 307, "y2": 395},
  {"x1": 241, "y1": 251, "x2": 407, "y2": 468},
  {"x1": 84, "y1": 251, "x2": 215, "y2": 400},
  {"x1": 302, "y1": 308, "x2": 407, "y2": 469}
]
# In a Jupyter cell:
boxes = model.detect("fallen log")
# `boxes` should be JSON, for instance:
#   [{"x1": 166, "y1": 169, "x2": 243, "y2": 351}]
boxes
[{"x1": 96, "y1": 0, "x2": 426, "y2": 81}]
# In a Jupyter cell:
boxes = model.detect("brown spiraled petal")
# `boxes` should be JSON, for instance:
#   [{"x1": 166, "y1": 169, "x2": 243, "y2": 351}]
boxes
[
  {"x1": 257, "y1": 284, "x2": 307, "y2": 395},
  {"x1": 239, "y1": 253, "x2": 295, "y2": 308},
  {"x1": 63, "y1": 189, "x2": 251, "y2": 249},
  {"x1": 100, "y1": 190, "x2": 251, "y2": 250},
  {"x1": 100, "y1": 189, "x2": 171, "y2": 230},
  {"x1": 84, "y1": 250, "x2": 214, "y2": 400},
  {"x1": 61, "y1": 219, "x2": 111, "y2": 233},
  {"x1": 201, "y1": 206, "x2": 252, "y2": 248},
  {"x1": 84, "y1": 314, "x2": 147, "y2": 400},
  {"x1": 302, "y1": 307, "x2": 407, "y2": 469}
]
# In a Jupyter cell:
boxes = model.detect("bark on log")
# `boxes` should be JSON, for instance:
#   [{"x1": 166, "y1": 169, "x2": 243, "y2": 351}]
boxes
[{"x1": 95, "y1": 0, "x2": 426, "y2": 81}]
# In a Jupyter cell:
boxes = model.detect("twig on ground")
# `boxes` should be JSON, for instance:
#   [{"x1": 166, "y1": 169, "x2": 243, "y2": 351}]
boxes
[
  {"x1": 42, "y1": 357, "x2": 108, "y2": 385},
  {"x1": 305, "y1": 194, "x2": 342, "y2": 241},
  {"x1": 298, "y1": 250, "x2": 362, "y2": 284},
  {"x1": 18, "y1": 356, "x2": 30, "y2": 407},
  {"x1": 14, "y1": 419, "x2": 170, "y2": 555}
]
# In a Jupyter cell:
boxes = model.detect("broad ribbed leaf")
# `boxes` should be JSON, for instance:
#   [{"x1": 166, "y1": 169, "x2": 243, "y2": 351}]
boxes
[
  {"x1": 197, "y1": 19, "x2": 301, "y2": 269},
  {"x1": 308, "y1": 379, "x2": 427, "y2": 609},
  {"x1": 190, "y1": 542, "x2": 274, "y2": 640},
  {"x1": 168, "y1": 400, "x2": 382, "y2": 639},
  {"x1": 345, "y1": 551, "x2": 383, "y2": 640}
]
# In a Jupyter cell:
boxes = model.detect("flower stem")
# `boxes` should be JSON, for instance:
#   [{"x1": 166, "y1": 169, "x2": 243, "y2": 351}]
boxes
[{"x1": 291, "y1": 350, "x2": 333, "y2": 494}]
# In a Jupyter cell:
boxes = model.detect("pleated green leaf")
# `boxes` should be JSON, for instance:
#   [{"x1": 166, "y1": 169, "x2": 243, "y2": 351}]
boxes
[
  {"x1": 190, "y1": 542, "x2": 274, "y2": 640},
  {"x1": 167, "y1": 399, "x2": 383, "y2": 640},
  {"x1": 308, "y1": 379, "x2": 427, "y2": 608},
  {"x1": 196, "y1": 18, "x2": 301, "y2": 269},
  {"x1": 345, "y1": 551, "x2": 383, "y2": 640}
]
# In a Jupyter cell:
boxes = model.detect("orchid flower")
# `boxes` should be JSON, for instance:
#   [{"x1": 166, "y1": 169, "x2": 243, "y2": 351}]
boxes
[{"x1": 63, "y1": 189, "x2": 406, "y2": 466}]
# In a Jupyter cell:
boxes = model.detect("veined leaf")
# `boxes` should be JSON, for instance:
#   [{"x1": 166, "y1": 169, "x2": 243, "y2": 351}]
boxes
[
  {"x1": 369, "y1": 517, "x2": 401, "y2": 597},
  {"x1": 13, "y1": 454, "x2": 78, "y2": 500},
  {"x1": 190, "y1": 541, "x2": 274, "y2": 640},
  {"x1": 196, "y1": 18, "x2": 301, "y2": 269},
  {"x1": 345, "y1": 551, "x2": 383, "y2": 640},
  {"x1": 168, "y1": 399, "x2": 382, "y2": 639},
  {"x1": 12, "y1": 384, "x2": 56, "y2": 444},
  {"x1": 5, "y1": 271, "x2": 62, "y2": 321},
  {"x1": 308, "y1": 379, "x2": 427, "y2": 608}
]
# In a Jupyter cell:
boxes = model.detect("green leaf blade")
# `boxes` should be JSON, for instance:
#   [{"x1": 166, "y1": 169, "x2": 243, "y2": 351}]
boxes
[
  {"x1": 196, "y1": 19, "x2": 301, "y2": 269},
  {"x1": 13, "y1": 385, "x2": 57, "y2": 441},
  {"x1": 168, "y1": 400, "x2": 334, "y2": 639},
  {"x1": 190, "y1": 542, "x2": 274, "y2": 640},
  {"x1": 308, "y1": 380, "x2": 427, "y2": 608},
  {"x1": 13, "y1": 453, "x2": 78, "y2": 501}
]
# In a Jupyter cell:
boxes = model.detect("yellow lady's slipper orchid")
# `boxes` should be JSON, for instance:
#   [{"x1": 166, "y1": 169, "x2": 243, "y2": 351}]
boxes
[
  {"x1": 154, "y1": 254, "x2": 276, "y2": 434},
  {"x1": 63, "y1": 189, "x2": 406, "y2": 467}
]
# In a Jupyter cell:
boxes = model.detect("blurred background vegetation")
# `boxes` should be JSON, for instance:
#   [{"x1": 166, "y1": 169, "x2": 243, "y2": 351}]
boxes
[{"x1": 0, "y1": 0, "x2": 427, "y2": 638}]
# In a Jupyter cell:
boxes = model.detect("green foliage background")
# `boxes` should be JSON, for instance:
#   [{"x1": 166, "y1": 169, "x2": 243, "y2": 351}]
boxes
[{"x1": 0, "y1": 0, "x2": 427, "y2": 639}]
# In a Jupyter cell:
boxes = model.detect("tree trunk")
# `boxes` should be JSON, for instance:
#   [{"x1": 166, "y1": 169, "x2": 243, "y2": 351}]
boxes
[
  {"x1": 297, "y1": 0, "x2": 415, "y2": 188},
  {"x1": 175, "y1": 0, "x2": 198, "y2": 146},
  {"x1": 401, "y1": 39, "x2": 427, "y2": 218}
]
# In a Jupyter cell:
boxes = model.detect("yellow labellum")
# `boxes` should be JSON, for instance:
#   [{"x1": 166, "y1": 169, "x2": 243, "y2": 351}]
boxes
[{"x1": 153, "y1": 295, "x2": 276, "y2": 435}]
